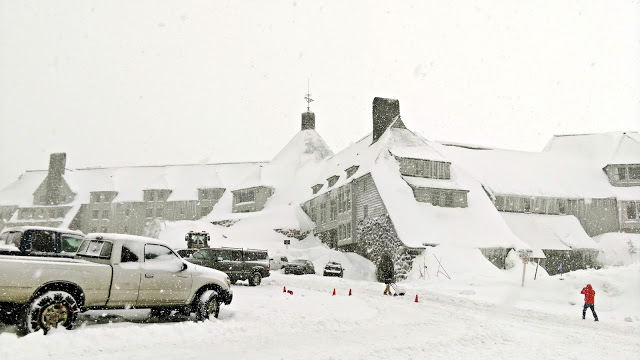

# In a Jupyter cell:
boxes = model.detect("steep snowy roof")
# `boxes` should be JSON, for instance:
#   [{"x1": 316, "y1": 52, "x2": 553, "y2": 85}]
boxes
[
  {"x1": 543, "y1": 131, "x2": 640, "y2": 167},
  {"x1": 434, "y1": 144, "x2": 620, "y2": 199},
  {"x1": 0, "y1": 171, "x2": 47, "y2": 206},
  {"x1": 0, "y1": 162, "x2": 265, "y2": 206},
  {"x1": 305, "y1": 124, "x2": 528, "y2": 250},
  {"x1": 500, "y1": 213, "x2": 598, "y2": 254}
]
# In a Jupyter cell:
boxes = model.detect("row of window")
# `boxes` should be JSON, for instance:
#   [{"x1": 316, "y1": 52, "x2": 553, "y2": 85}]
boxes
[
  {"x1": 18, "y1": 208, "x2": 66, "y2": 220},
  {"x1": 398, "y1": 158, "x2": 451, "y2": 180},
  {"x1": 496, "y1": 196, "x2": 616, "y2": 215},
  {"x1": 617, "y1": 166, "x2": 640, "y2": 181},
  {"x1": 38, "y1": 194, "x2": 70, "y2": 204},
  {"x1": 90, "y1": 205, "x2": 212, "y2": 220},
  {"x1": 234, "y1": 189, "x2": 256, "y2": 204},
  {"x1": 431, "y1": 191, "x2": 454, "y2": 207}
]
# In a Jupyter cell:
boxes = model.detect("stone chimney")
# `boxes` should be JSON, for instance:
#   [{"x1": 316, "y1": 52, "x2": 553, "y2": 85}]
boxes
[
  {"x1": 45, "y1": 153, "x2": 66, "y2": 205},
  {"x1": 301, "y1": 111, "x2": 315, "y2": 130},
  {"x1": 372, "y1": 97, "x2": 400, "y2": 143}
]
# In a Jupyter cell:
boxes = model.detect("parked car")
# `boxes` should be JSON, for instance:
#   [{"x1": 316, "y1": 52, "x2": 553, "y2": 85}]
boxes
[
  {"x1": 323, "y1": 261, "x2": 344, "y2": 277},
  {"x1": 0, "y1": 233, "x2": 233, "y2": 334},
  {"x1": 269, "y1": 255, "x2": 289, "y2": 270},
  {"x1": 186, "y1": 247, "x2": 270, "y2": 286},
  {"x1": 284, "y1": 259, "x2": 315, "y2": 275},
  {"x1": 0, "y1": 226, "x2": 85, "y2": 258}
]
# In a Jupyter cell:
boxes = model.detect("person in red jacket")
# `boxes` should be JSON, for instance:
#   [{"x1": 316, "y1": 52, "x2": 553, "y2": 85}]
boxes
[{"x1": 581, "y1": 284, "x2": 599, "y2": 321}]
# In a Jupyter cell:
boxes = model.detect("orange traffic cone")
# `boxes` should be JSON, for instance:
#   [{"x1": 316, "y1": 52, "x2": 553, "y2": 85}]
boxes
[
  {"x1": 348, "y1": 289, "x2": 352, "y2": 296},
  {"x1": 283, "y1": 286, "x2": 286, "y2": 293},
  {"x1": 415, "y1": 295, "x2": 419, "y2": 303},
  {"x1": 332, "y1": 288, "x2": 336, "y2": 296}
]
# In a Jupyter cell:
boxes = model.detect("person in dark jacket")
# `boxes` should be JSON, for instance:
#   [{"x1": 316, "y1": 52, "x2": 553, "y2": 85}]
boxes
[
  {"x1": 581, "y1": 284, "x2": 599, "y2": 321},
  {"x1": 377, "y1": 253, "x2": 395, "y2": 295}
]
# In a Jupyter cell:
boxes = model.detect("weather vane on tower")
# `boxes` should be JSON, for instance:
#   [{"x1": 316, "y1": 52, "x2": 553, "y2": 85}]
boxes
[{"x1": 304, "y1": 79, "x2": 314, "y2": 112}]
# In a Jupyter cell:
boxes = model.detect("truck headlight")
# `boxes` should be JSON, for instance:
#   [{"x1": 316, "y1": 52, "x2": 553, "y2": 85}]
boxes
[{"x1": 226, "y1": 277, "x2": 231, "y2": 286}]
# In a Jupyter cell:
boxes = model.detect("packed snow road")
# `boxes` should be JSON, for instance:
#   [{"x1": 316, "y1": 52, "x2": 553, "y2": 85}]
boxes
[{"x1": 0, "y1": 272, "x2": 638, "y2": 360}]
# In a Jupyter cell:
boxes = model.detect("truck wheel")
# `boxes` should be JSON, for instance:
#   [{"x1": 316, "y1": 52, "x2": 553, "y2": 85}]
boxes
[
  {"x1": 248, "y1": 272, "x2": 262, "y2": 286},
  {"x1": 26, "y1": 291, "x2": 79, "y2": 334},
  {"x1": 195, "y1": 290, "x2": 219, "y2": 321}
]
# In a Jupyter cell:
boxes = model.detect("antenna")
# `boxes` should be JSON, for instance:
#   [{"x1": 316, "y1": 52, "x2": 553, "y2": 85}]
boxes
[{"x1": 304, "y1": 78, "x2": 314, "y2": 112}]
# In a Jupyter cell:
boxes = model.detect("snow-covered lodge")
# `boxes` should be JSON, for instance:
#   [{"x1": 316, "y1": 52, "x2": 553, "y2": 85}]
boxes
[{"x1": 1, "y1": 97, "x2": 638, "y2": 276}]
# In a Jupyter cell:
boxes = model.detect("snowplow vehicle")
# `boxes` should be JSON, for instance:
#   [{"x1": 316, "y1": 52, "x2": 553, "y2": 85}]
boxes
[{"x1": 0, "y1": 233, "x2": 232, "y2": 334}]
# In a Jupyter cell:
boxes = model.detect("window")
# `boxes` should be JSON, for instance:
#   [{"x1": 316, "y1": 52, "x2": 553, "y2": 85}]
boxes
[
  {"x1": 330, "y1": 200, "x2": 337, "y2": 221},
  {"x1": 327, "y1": 176, "x2": 339, "y2": 187},
  {"x1": 320, "y1": 203, "x2": 326, "y2": 224},
  {"x1": 29, "y1": 231, "x2": 56, "y2": 252},
  {"x1": 628, "y1": 203, "x2": 638, "y2": 220},
  {"x1": 157, "y1": 207, "x2": 164, "y2": 217},
  {"x1": 558, "y1": 201, "x2": 566, "y2": 215},
  {"x1": 56, "y1": 209, "x2": 64, "y2": 218},
  {"x1": 310, "y1": 204, "x2": 316, "y2": 223},
  {"x1": 144, "y1": 244, "x2": 176, "y2": 262},
  {"x1": 200, "y1": 206, "x2": 212, "y2": 216},
  {"x1": 93, "y1": 193, "x2": 100, "y2": 203},
  {"x1": 416, "y1": 160, "x2": 424, "y2": 176},
  {"x1": 121, "y1": 244, "x2": 139, "y2": 263},
  {"x1": 144, "y1": 191, "x2": 155, "y2": 202},
  {"x1": 346, "y1": 223, "x2": 351, "y2": 238},
  {"x1": 338, "y1": 188, "x2": 344, "y2": 213},
  {"x1": 61, "y1": 235, "x2": 83, "y2": 252},
  {"x1": 524, "y1": 198, "x2": 531, "y2": 213},
  {"x1": 618, "y1": 167, "x2": 627, "y2": 180},
  {"x1": 345, "y1": 187, "x2": 351, "y2": 211},
  {"x1": 77, "y1": 240, "x2": 112, "y2": 258},
  {"x1": 146, "y1": 208, "x2": 153, "y2": 218},
  {"x1": 200, "y1": 189, "x2": 209, "y2": 200},
  {"x1": 103, "y1": 210, "x2": 110, "y2": 219},
  {"x1": 92, "y1": 210, "x2": 100, "y2": 219},
  {"x1": 445, "y1": 192, "x2": 453, "y2": 207},
  {"x1": 338, "y1": 224, "x2": 343, "y2": 240},
  {"x1": 101, "y1": 226, "x2": 108, "y2": 232},
  {"x1": 125, "y1": 208, "x2": 130, "y2": 216},
  {"x1": 630, "y1": 167, "x2": 640, "y2": 180},
  {"x1": 431, "y1": 191, "x2": 440, "y2": 206},
  {"x1": 236, "y1": 189, "x2": 255, "y2": 203},
  {"x1": 363, "y1": 205, "x2": 368, "y2": 219}
]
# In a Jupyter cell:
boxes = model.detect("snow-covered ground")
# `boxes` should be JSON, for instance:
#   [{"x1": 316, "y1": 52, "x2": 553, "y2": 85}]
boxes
[{"x1": 1, "y1": 230, "x2": 639, "y2": 359}]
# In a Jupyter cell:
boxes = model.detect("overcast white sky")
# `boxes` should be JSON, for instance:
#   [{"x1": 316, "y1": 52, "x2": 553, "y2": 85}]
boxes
[{"x1": 1, "y1": 0, "x2": 639, "y2": 189}]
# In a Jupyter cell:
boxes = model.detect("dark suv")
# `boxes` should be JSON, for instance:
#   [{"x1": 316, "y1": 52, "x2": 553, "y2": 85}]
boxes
[{"x1": 187, "y1": 247, "x2": 270, "y2": 286}]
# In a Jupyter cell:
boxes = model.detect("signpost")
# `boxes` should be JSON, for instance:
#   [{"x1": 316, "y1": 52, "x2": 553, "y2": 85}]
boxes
[
  {"x1": 284, "y1": 239, "x2": 290, "y2": 250},
  {"x1": 518, "y1": 249, "x2": 532, "y2": 287}
]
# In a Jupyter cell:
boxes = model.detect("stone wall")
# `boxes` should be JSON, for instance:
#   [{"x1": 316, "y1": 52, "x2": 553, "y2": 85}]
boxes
[{"x1": 354, "y1": 214, "x2": 421, "y2": 281}]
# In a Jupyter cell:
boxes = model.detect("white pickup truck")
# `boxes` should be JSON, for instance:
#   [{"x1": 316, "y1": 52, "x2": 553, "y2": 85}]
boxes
[{"x1": 0, "y1": 233, "x2": 233, "y2": 334}]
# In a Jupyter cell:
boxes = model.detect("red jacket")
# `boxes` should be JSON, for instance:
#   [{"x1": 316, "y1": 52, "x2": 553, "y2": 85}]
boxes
[{"x1": 581, "y1": 284, "x2": 595, "y2": 305}]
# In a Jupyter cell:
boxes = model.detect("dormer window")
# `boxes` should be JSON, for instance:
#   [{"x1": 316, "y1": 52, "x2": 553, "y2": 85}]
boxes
[
  {"x1": 312, "y1": 184, "x2": 323, "y2": 194},
  {"x1": 345, "y1": 165, "x2": 359, "y2": 179},
  {"x1": 327, "y1": 175, "x2": 339, "y2": 187}
]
